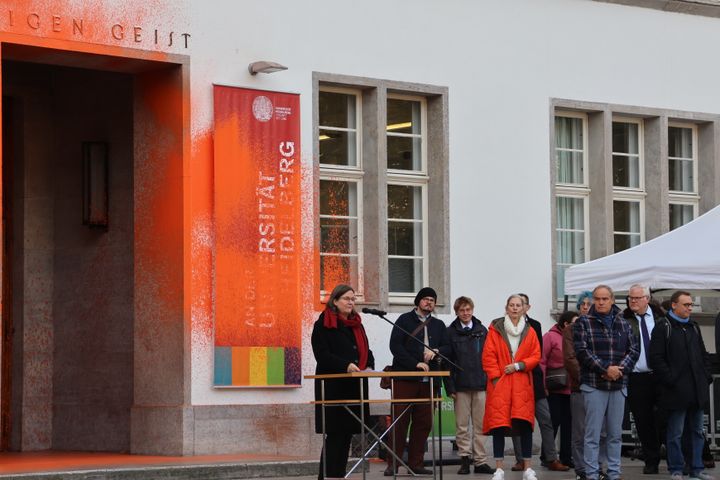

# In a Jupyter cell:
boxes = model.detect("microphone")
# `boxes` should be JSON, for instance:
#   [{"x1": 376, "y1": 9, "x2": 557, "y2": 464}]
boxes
[{"x1": 361, "y1": 307, "x2": 387, "y2": 316}]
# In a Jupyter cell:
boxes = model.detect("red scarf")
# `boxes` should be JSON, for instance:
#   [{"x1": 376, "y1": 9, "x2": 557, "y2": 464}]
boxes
[{"x1": 323, "y1": 307, "x2": 369, "y2": 370}]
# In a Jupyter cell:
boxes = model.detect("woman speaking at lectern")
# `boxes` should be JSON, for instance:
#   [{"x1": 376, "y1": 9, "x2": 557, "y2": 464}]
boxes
[{"x1": 311, "y1": 284, "x2": 375, "y2": 480}]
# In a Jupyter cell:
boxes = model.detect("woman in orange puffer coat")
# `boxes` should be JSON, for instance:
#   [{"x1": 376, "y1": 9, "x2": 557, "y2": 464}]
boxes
[{"x1": 482, "y1": 294, "x2": 541, "y2": 480}]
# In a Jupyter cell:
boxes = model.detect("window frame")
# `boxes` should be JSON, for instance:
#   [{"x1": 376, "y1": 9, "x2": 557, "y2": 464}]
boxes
[
  {"x1": 555, "y1": 193, "x2": 590, "y2": 299},
  {"x1": 555, "y1": 111, "x2": 589, "y2": 188},
  {"x1": 386, "y1": 179, "x2": 429, "y2": 303},
  {"x1": 314, "y1": 73, "x2": 449, "y2": 312},
  {"x1": 386, "y1": 93, "x2": 428, "y2": 176},
  {"x1": 611, "y1": 196, "x2": 645, "y2": 253},
  {"x1": 554, "y1": 111, "x2": 590, "y2": 300},
  {"x1": 318, "y1": 86, "x2": 364, "y2": 300},
  {"x1": 318, "y1": 175, "x2": 365, "y2": 298},
  {"x1": 611, "y1": 116, "x2": 645, "y2": 193},
  {"x1": 318, "y1": 86, "x2": 363, "y2": 173},
  {"x1": 669, "y1": 199, "x2": 698, "y2": 230},
  {"x1": 668, "y1": 122, "x2": 699, "y2": 196}
]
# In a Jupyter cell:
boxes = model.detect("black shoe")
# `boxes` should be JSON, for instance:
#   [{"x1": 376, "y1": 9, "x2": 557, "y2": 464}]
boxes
[
  {"x1": 458, "y1": 456, "x2": 470, "y2": 475},
  {"x1": 575, "y1": 474, "x2": 587, "y2": 480},
  {"x1": 384, "y1": 466, "x2": 397, "y2": 476},
  {"x1": 643, "y1": 464, "x2": 659, "y2": 475},
  {"x1": 475, "y1": 464, "x2": 496, "y2": 474},
  {"x1": 599, "y1": 471, "x2": 609, "y2": 480}
]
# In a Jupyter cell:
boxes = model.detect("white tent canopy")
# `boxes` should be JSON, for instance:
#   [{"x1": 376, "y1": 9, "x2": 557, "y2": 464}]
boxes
[{"x1": 564, "y1": 205, "x2": 720, "y2": 295}]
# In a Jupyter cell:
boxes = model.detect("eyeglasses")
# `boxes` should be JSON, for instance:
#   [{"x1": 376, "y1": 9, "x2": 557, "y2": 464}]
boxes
[
  {"x1": 628, "y1": 296, "x2": 647, "y2": 301},
  {"x1": 339, "y1": 296, "x2": 356, "y2": 302},
  {"x1": 680, "y1": 303, "x2": 694, "y2": 308}
]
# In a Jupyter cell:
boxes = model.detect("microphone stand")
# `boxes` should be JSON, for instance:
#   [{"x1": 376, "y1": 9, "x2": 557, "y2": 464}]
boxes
[
  {"x1": 375, "y1": 312, "x2": 459, "y2": 479},
  {"x1": 375, "y1": 313, "x2": 463, "y2": 372}
]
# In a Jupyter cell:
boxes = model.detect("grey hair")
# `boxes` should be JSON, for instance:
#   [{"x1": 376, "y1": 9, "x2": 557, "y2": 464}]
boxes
[
  {"x1": 506, "y1": 294, "x2": 524, "y2": 307},
  {"x1": 592, "y1": 284, "x2": 615, "y2": 299},
  {"x1": 628, "y1": 284, "x2": 650, "y2": 298}
]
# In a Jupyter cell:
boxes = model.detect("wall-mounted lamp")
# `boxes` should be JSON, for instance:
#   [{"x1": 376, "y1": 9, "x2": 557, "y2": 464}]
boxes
[
  {"x1": 248, "y1": 60, "x2": 288, "y2": 75},
  {"x1": 82, "y1": 141, "x2": 109, "y2": 230}
]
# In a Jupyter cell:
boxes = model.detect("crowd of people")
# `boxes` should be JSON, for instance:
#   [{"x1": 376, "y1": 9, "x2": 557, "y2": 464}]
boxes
[{"x1": 311, "y1": 284, "x2": 715, "y2": 480}]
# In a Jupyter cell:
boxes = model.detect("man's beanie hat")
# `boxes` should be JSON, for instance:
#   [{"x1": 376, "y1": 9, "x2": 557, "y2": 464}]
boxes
[{"x1": 414, "y1": 287, "x2": 438, "y2": 306}]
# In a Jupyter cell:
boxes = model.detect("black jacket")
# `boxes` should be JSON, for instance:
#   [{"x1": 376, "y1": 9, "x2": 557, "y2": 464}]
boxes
[
  {"x1": 311, "y1": 312, "x2": 375, "y2": 434},
  {"x1": 445, "y1": 316, "x2": 488, "y2": 394},
  {"x1": 648, "y1": 314, "x2": 712, "y2": 411},
  {"x1": 390, "y1": 310, "x2": 450, "y2": 380},
  {"x1": 526, "y1": 316, "x2": 546, "y2": 400},
  {"x1": 622, "y1": 303, "x2": 664, "y2": 339}
]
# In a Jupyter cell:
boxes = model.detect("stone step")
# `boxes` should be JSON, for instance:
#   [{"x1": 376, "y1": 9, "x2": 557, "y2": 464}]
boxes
[{"x1": 0, "y1": 460, "x2": 318, "y2": 480}]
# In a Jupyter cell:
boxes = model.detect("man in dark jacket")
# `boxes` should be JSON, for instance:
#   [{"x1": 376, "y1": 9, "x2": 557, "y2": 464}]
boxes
[
  {"x1": 445, "y1": 296, "x2": 494, "y2": 475},
  {"x1": 649, "y1": 290, "x2": 713, "y2": 480},
  {"x1": 624, "y1": 284, "x2": 664, "y2": 474},
  {"x1": 574, "y1": 285, "x2": 639, "y2": 480},
  {"x1": 385, "y1": 287, "x2": 450, "y2": 476},
  {"x1": 510, "y1": 294, "x2": 569, "y2": 472}
]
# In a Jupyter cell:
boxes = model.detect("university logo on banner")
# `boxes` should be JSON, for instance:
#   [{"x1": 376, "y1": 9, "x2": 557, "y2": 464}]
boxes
[{"x1": 213, "y1": 86, "x2": 302, "y2": 387}]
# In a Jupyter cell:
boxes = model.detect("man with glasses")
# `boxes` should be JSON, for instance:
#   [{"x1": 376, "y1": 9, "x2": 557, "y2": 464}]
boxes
[
  {"x1": 623, "y1": 284, "x2": 664, "y2": 474},
  {"x1": 649, "y1": 291, "x2": 713, "y2": 480},
  {"x1": 385, "y1": 287, "x2": 450, "y2": 476},
  {"x1": 574, "y1": 285, "x2": 639, "y2": 480}
]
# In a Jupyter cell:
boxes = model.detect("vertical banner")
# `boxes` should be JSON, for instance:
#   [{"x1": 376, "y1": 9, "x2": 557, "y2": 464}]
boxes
[{"x1": 213, "y1": 86, "x2": 302, "y2": 387}]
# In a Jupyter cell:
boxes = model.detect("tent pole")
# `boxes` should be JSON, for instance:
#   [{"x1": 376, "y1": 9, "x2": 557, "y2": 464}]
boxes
[{"x1": 563, "y1": 294, "x2": 569, "y2": 312}]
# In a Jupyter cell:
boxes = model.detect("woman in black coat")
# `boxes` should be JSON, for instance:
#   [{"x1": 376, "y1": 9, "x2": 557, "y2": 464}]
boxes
[{"x1": 312, "y1": 284, "x2": 374, "y2": 480}]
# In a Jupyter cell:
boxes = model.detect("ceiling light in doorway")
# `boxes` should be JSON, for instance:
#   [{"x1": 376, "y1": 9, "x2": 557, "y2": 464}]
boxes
[{"x1": 248, "y1": 61, "x2": 288, "y2": 75}]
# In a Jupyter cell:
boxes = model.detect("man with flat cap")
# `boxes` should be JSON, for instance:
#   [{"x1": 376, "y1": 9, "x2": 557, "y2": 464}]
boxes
[{"x1": 385, "y1": 287, "x2": 450, "y2": 476}]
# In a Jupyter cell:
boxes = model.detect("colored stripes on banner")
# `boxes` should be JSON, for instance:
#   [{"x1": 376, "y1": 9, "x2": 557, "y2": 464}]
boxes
[
  {"x1": 213, "y1": 86, "x2": 302, "y2": 387},
  {"x1": 214, "y1": 346, "x2": 301, "y2": 387}
]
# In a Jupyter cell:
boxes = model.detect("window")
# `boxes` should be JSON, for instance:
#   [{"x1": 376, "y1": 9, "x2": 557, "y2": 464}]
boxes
[
  {"x1": 387, "y1": 96, "x2": 428, "y2": 299},
  {"x1": 668, "y1": 124, "x2": 697, "y2": 194},
  {"x1": 613, "y1": 199, "x2": 643, "y2": 252},
  {"x1": 552, "y1": 100, "x2": 719, "y2": 305},
  {"x1": 554, "y1": 112, "x2": 589, "y2": 298},
  {"x1": 668, "y1": 123, "x2": 699, "y2": 232},
  {"x1": 612, "y1": 118, "x2": 644, "y2": 253},
  {"x1": 556, "y1": 195, "x2": 587, "y2": 299},
  {"x1": 315, "y1": 74, "x2": 448, "y2": 309},
  {"x1": 612, "y1": 120, "x2": 642, "y2": 190},
  {"x1": 669, "y1": 202, "x2": 697, "y2": 230},
  {"x1": 318, "y1": 88, "x2": 362, "y2": 295},
  {"x1": 555, "y1": 115, "x2": 586, "y2": 185}
]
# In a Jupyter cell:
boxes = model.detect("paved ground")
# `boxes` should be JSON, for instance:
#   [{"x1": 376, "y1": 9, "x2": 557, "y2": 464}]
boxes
[{"x1": 264, "y1": 458, "x2": 718, "y2": 480}]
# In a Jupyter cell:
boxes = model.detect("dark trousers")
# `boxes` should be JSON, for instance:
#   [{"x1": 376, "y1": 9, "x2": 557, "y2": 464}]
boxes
[
  {"x1": 319, "y1": 432, "x2": 353, "y2": 480},
  {"x1": 548, "y1": 393, "x2": 572, "y2": 465},
  {"x1": 628, "y1": 372, "x2": 661, "y2": 467},
  {"x1": 495, "y1": 429, "x2": 532, "y2": 460},
  {"x1": 388, "y1": 380, "x2": 432, "y2": 470}
]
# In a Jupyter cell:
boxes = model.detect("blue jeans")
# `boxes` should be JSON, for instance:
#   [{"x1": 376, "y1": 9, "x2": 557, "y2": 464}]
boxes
[
  {"x1": 581, "y1": 385, "x2": 625, "y2": 480},
  {"x1": 667, "y1": 408, "x2": 705, "y2": 476}
]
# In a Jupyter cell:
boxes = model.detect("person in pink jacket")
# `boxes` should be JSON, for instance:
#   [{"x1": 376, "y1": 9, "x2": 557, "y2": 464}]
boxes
[{"x1": 542, "y1": 311, "x2": 575, "y2": 468}]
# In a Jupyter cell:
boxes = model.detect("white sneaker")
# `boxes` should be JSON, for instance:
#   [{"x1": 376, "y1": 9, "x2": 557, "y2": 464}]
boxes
[
  {"x1": 690, "y1": 473, "x2": 715, "y2": 480},
  {"x1": 523, "y1": 468, "x2": 538, "y2": 480},
  {"x1": 492, "y1": 467, "x2": 505, "y2": 480}
]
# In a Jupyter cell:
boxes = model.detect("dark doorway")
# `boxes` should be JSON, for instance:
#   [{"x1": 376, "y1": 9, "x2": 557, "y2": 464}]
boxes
[{"x1": 1, "y1": 60, "x2": 134, "y2": 452}]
